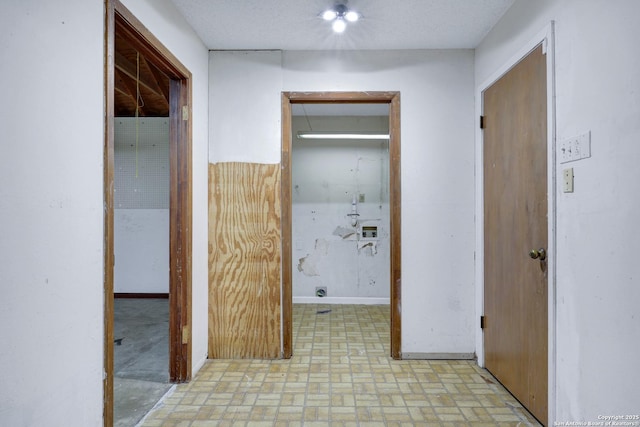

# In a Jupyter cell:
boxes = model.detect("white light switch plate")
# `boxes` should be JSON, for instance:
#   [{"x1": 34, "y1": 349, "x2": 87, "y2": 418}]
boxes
[
  {"x1": 563, "y1": 168, "x2": 574, "y2": 193},
  {"x1": 560, "y1": 131, "x2": 591, "y2": 163}
]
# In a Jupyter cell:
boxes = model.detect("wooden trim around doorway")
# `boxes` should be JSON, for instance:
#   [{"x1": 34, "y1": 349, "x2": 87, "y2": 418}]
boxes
[
  {"x1": 168, "y1": 74, "x2": 193, "y2": 382},
  {"x1": 281, "y1": 91, "x2": 402, "y2": 359},
  {"x1": 103, "y1": 3, "x2": 115, "y2": 425},
  {"x1": 104, "y1": 1, "x2": 193, "y2": 425}
]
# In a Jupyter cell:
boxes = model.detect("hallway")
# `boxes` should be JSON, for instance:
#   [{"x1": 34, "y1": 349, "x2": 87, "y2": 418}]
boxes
[{"x1": 139, "y1": 304, "x2": 540, "y2": 426}]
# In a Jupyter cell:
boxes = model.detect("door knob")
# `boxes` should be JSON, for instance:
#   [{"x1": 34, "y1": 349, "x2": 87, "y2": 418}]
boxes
[{"x1": 529, "y1": 248, "x2": 547, "y2": 261}]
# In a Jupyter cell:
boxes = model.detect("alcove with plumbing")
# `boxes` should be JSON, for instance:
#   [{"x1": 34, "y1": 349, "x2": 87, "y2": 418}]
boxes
[{"x1": 291, "y1": 103, "x2": 390, "y2": 303}]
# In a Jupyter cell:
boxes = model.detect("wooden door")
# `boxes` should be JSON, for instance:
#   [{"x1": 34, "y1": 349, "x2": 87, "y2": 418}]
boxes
[{"x1": 483, "y1": 45, "x2": 548, "y2": 425}]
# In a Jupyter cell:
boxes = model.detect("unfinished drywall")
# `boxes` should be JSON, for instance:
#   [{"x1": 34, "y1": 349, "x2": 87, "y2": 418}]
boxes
[
  {"x1": 114, "y1": 209, "x2": 169, "y2": 293},
  {"x1": 120, "y1": 0, "x2": 210, "y2": 375},
  {"x1": 476, "y1": 0, "x2": 640, "y2": 422},
  {"x1": 292, "y1": 115, "x2": 390, "y2": 303},
  {"x1": 114, "y1": 118, "x2": 169, "y2": 294},
  {"x1": 209, "y1": 49, "x2": 476, "y2": 356}
]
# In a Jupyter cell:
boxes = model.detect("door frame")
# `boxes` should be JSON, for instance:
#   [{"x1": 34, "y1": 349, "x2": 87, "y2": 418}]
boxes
[
  {"x1": 475, "y1": 23, "x2": 556, "y2": 423},
  {"x1": 104, "y1": 1, "x2": 193, "y2": 425},
  {"x1": 281, "y1": 91, "x2": 402, "y2": 359}
]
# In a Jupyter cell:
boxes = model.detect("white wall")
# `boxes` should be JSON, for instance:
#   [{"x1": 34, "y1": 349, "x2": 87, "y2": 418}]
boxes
[
  {"x1": 120, "y1": 0, "x2": 210, "y2": 375},
  {"x1": 209, "y1": 49, "x2": 476, "y2": 356},
  {"x1": 209, "y1": 50, "x2": 283, "y2": 164},
  {"x1": 0, "y1": 2, "x2": 209, "y2": 424},
  {"x1": 292, "y1": 116, "x2": 390, "y2": 303},
  {"x1": 114, "y1": 118, "x2": 170, "y2": 294},
  {"x1": 114, "y1": 209, "x2": 169, "y2": 293},
  {"x1": 0, "y1": 1, "x2": 104, "y2": 425},
  {"x1": 476, "y1": 0, "x2": 640, "y2": 422}
]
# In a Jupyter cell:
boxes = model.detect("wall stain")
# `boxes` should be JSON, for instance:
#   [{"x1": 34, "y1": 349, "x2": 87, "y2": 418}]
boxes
[{"x1": 297, "y1": 238, "x2": 329, "y2": 276}]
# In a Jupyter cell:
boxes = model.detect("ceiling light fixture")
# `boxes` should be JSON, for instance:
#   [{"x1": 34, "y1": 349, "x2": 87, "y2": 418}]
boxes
[
  {"x1": 321, "y1": 4, "x2": 361, "y2": 33},
  {"x1": 297, "y1": 131, "x2": 388, "y2": 140}
]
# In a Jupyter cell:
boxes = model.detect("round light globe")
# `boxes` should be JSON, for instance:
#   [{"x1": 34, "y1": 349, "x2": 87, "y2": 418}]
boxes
[
  {"x1": 332, "y1": 18, "x2": 347, "y2": 33},
  {"x1": 345, "y1": 11, "x2": 359, "y2": 22},
  {"x1": 322, "y1": 10, "x2": 337, "y2": 20}
]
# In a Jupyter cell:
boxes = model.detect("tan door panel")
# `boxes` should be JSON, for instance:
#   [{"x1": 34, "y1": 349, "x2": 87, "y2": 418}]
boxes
[{"x1": 483, "y1": 45, "x2": 548, "y2": 425}]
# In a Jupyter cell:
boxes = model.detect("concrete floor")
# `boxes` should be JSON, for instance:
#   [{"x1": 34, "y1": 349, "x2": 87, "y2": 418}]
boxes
[{"x1": 114, "y1": 298, "x2": 172, "y2": 427}]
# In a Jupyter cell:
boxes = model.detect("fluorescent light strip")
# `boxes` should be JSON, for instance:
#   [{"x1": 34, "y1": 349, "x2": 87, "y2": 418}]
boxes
[{"x1": 297, "y1": 131, "x2": 389, "y2": 140}]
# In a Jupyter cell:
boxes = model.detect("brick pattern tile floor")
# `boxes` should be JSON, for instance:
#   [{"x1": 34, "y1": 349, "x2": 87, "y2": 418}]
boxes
[{"x1": 141, "y1": 304, "x2": 541, "y2": 426}]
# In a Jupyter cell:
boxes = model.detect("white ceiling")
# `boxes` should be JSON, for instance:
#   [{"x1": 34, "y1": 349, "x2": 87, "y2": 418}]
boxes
[{"x1": 170, "y1": 0, "x2": 516, "y2": 51}]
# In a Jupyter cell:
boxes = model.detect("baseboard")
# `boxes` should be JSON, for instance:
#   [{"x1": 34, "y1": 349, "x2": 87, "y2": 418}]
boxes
[
  {"x1": 293, "y1": 296, "x2": 390, "y2": 305},
  {"x1": 401, "y1": 352, "x2": 476, "y2": 360},
  {"x1": 192, "y1": 354, "x2": 208, "y2": 377},
  {"x1": 114, "y1": 292, "x2": 169, "y2": 299}
]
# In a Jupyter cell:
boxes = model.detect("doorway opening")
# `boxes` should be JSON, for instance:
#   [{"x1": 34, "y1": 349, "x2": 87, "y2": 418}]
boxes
[
  {"x1": 290, "y1": 103, "x2": 392, "y2": 359},
  {"x1": 281, "y1": 92, "x2": 401, "y2": 359},
  {"x1": 112, "y1": 115, "x2": 171, "y2": 425},
  {"x1": 104, "y1": 1, "x2": 193, "y2": 425}
]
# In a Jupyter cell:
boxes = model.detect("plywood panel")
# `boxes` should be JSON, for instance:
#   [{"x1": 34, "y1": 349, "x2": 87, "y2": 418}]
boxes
[{"x1": 208, "y1": 162, "x2": 281, "y2": 359}]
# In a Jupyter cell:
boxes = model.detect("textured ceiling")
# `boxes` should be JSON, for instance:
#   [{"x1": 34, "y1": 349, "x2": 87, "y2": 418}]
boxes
[{"x1": 170, "y1": 0, "x2": 516, "y2": 51}]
